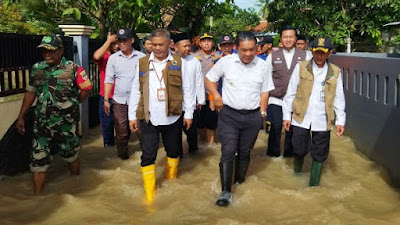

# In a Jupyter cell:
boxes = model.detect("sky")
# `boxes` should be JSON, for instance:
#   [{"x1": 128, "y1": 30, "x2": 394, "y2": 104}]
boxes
[{"x1": 218, "y1": 0, "x2": 261, "y2": 12}]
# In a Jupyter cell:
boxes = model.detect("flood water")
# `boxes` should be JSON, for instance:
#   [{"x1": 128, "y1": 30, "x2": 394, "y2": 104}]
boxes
[{"x1": 1, "y1": 127, "x2": 400, "y2": 225}]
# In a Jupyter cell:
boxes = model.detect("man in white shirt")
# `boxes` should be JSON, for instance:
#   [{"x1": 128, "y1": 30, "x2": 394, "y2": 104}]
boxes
[
  {"x1": 104, "y1": 28, "x2": 145, "y2": 159},
  {"x1": 128, "y1": 28, "x2": 195, "y2": 203},
  {"x1": 282, "y1": 37, "x2": 346, "y2": 186},
  {"x1": 173, "y1": 32, "x2": 205, "y2": 156},
  {"x1": 206, "y1": 31, "x2": 274, "y2": 207},
  {"x1": 266, "y1": 25, "x2": 311, "y2": 158}
]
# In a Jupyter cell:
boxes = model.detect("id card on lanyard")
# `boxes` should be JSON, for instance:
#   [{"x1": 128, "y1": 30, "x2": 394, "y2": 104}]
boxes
[
  {"x1": 152, "y1": 61, "x2": 166, "y2": 101},
  {"x1": 320, "y1": 81, "x2": 325, "y2": 102}
]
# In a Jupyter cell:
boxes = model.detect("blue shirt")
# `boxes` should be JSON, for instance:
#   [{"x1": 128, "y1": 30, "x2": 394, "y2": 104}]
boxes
[{"x1": 257, "y1": 53, "x2": 268, "y2": 61}]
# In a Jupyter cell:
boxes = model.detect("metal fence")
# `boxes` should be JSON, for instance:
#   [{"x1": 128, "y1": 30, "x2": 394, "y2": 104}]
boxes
[
  {"x1": 330, "y1": 54, "x2": 400, "y2": 187},
  {"x1": 0, "y1": 33, "x2": 74, "y2": 97}
]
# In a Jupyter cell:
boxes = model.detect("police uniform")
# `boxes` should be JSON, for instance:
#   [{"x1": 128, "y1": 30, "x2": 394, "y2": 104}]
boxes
[
  {"x1": 206, "y1": 53, "x2": 274, "y2": 206},
  {"x1": 191, "y1": 33, "x2": 220, "y2": 131},
  {"x1": 282, "y1": 37, "x2": 346, "y2": 186},
  {"x1": 26, "y1": 36, "x2": 92, "y2": 172}
]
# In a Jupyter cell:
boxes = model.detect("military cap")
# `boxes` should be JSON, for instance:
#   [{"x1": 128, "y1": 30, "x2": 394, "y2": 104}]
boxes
[
  {"x1": 218, "y1": 34, "x2": 234, "y2": 44},
  {"x1": 117, "y1": 28, "x2": 133, "y2": 39},
  {"x1": 258, "y1": 35, "x2": 274, "y2": 45},
  {"x1": 199, "y1": 33, "x2": 213, "y2": 40},
  {"x1": 37, "y1": 35, "x2": 63, "y2": 50},
  {"x1": 311, "y1": 36, "x2": 333, "y2": 53},
  {"x1": 172, "y1": 32, "x2": 190, "y2": 44}
]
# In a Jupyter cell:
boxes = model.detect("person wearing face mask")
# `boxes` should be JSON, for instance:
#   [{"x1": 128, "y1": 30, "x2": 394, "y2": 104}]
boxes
[{"x1": 265, "y1": 25, "x2": 311, "y2": 158}]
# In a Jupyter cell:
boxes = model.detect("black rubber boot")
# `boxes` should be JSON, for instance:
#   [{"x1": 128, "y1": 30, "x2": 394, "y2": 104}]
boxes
[
  {"x1": 216, "y1": 162, "x2": 233, "y2": 207},
  {"x1": 117, "y1": 143, "x2": 129, "y2": 160},
  {"x1": 234, "y1": 157, "x2": 250, "y2": 184}
]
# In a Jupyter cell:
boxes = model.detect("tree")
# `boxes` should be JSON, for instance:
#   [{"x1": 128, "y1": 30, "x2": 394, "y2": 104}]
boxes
[
  {"x1": 257, "y1": 0, "x2": 269, "y2": 20},
  {"x1": 267, "y1": 0, "x2": 400, "y2": 52}
]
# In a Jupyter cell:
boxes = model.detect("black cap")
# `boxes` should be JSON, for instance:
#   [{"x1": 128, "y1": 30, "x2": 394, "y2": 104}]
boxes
[
  {"x1": 297, "y1": 35, "x2": 307, "y2": 41},
  {"x1": 258, "y1": 35, "x2": 273, "y2": 45},
  {"x1": 172, "y1": 32, "x2": 190, "y2": 44},
  {"x1": 218, "y1": 34, "x2": 233, "y2": 44},
  {"x1": 199, "y1": 33, "x2": 213, "y2": 40},
  {"x1": 117, "y1": 28, "x2": 133, "y2": 39},
  {"x1": 37, "y1": 35, "x2": 63, "y2": 50},
  {"x1": 311, "y1": 36, "x2": 333, "y2": 53}
]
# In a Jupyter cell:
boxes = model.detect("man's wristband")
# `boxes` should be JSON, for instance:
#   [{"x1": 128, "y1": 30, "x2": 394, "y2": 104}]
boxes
[
  {"x1": 104, "y1": 99, "x2": 109, "y2": 102},
  {"x1": 261, "y1": 111, "x2": 267, "y2": 117}
]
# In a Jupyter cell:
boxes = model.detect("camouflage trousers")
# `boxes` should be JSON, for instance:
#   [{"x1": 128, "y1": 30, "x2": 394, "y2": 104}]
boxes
[{"x1": 30, "y1": 119, "x2": 80, "y2": 173}]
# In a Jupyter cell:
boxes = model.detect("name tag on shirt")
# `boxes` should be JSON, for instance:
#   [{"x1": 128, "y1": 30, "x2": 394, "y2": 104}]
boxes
[
  {"x1": 320, "y1": 90, "x2": 325, "y2": 102},
  {"x1": 274, "y1": 61, "x2": 282, "y2": 64},
  {"x1": 157, "y1": 88, "x2": 166, "y2": 101}
]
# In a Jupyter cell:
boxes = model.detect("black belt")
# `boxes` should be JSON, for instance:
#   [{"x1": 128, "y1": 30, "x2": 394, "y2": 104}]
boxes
[{"x1": 224, "y1": 105, "x2": 260, "y2": 115}]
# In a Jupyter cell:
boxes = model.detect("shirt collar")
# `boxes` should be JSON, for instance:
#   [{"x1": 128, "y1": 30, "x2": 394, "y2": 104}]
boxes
[
  {"x1": 149, "y1": 50, "x2": 174, "y2": 63},
  {"x1": 283, "y1": 47, "x2": 295, "y2": 54},
  {"x1": 232, "y1": 54, "x2": 257, "y2": 65},
  {"x1": 117, "y1": 49, "x2": 139, "y2": 59}
]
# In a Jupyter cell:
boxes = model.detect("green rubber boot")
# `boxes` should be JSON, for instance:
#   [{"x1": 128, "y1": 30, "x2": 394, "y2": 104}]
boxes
[
  {"x1": 293, "y1": 157, "x2": 304, "y2": 176},
  {"x1": 309, "y1": 160, "x2": 323, "y2": 186}
]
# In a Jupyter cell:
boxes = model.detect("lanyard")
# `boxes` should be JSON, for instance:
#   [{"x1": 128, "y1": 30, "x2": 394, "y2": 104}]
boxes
[{"x1": 151, "y1": 60, "x2": 164, "y2": 88}]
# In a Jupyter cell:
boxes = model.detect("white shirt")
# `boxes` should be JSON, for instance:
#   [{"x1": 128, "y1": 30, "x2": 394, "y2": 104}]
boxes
[
  {"x1": 182, "y1": 55, "x2": 206, "y2": 105},
  {"x1": 282, "y1": 61, "x2": 346, "y2": 131},
  {"x1": 206, "y1": 54, "x2": 275, "y2": 110},
  {"x1": 105, "y1": 50, "x2": 145, "y2": 104},
  {"x1": 128, "y1": 52, "x2": 195, "y2": 126},
  {"x1": 266, "y1": 47, "x2": 312, "y2": 106}
]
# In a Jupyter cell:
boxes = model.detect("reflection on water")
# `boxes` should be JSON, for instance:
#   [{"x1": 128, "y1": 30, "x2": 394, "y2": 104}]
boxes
[{"x1": 1, "y1": 128, "x2": 400, "y2": 225}]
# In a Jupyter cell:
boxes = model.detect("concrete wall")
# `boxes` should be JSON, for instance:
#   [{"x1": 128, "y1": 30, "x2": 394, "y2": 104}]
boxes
[
  {"x1": 0, "y1": 94, "x2": 24, "y2": 139},
  {"x1": 330, "y1": 54, "x2": 400, "y2": 187}
]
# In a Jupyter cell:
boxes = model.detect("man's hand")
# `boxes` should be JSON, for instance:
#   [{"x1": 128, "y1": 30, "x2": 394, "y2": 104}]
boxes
[
  {"x1": 16, "y1": 118, "x2": 25, "y2": 135},
  {"x1": 336, "y1": 125, "x2": 345, "y2": 137},
  {"x1": 107, "y1": 32, "x2": 117, "y2": 44},
  {"x1": 283, "y1": 120, "x2": 291, "y2": 132},
  {"x1": 104, "y1": 101, "x2": 111, "y2": 116},
  {"x1": 129, "y1": 120, "x2": 139, "y2": 132},
  {"x1": 196, "y1": 104, "x2": 202, "y2": 111},
  {"x1": 183, "y1": 119, "x2": 193, "y2": 130},
  {"x1": 213, "y1": 95, "x2": 224, "y2": 112},
  {"x1": 209, "y1": 100, "x2": 215, "y2": 111}
]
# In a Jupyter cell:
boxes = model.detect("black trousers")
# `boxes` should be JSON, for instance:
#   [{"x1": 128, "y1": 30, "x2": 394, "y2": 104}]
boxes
[
  {"x1": 182, "y1": 110, "x2": 199, "y2": 152},
  {"x1": 292, "y1": 125, "x2": 330, "y2": 162},
  {"x1": 218, "y1": 106, "x2": 263, "y2": 163},
  {"x1": 266, "y1": 104, "x2": 294, "y2": 157},
  {"x1": 140, "y1": 116, "x2": 183, "y2": 167}
]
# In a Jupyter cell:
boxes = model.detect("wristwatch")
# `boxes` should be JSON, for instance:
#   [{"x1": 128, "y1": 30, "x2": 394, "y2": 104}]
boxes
[
  {"x1": 104, "y1": 98, "x2": 109, "y2": 102},
  {"x1": 261, "y1": 111, "x2": 267, "y2": 117}
]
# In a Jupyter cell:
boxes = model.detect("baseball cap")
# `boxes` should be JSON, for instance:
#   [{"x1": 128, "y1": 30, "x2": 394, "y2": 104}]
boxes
[
  {"x1": 218, "y1": 34, "x2": 233, "y2": 44},
  {"x1": 172, "y1": 32, "x2": 190, "y2": 44},
  {"x1": 199, "y1": 33, "x2": 213, "y2": 40},
  {"x1": 311, "y1": 37, "x2": 333, "y2": 53},
  {"x1": 117, "y1": 28, "x2": 133, "y2": 39},
  {"x1": 258, "y1": 35, "x2": 273, "y2": 45},
  {"x1": 37, "y1": 35, "x2": 63, "y2": 50}
]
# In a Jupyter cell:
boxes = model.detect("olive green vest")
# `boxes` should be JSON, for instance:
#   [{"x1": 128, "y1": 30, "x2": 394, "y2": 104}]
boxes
[
  {"x1": 292, "y1": 60, "x2": 341, "y2": 129},
  {"x1": 136, "y1": 54, "x2": 183, "y2": 122}
]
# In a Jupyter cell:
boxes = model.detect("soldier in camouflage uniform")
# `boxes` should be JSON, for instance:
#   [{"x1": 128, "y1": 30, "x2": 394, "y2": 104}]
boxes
[{"x1": 16, "y1": 35, "x2": 92, "y2": 194}]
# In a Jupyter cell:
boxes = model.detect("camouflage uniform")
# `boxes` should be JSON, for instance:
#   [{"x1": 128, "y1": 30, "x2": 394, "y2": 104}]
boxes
[{"x1": 26, "y1": 57, "x2": 92, "y2": 172}]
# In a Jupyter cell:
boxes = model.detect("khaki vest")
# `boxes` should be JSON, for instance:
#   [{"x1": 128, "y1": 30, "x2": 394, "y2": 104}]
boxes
[
  {"x1": 292, "y1": 60, "x2": 341, "y2": 129},
  {"x1": 270, "y1": 48, "x2": 307, "y2": 99},
  {"x1": 136, "y1": 54, "x2": 183, "y2": 122}
]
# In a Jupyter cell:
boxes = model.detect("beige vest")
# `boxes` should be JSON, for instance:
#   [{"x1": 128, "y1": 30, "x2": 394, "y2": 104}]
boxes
[
  {"x1": 292, "y1": 60, "x2": 341, "y2": 129},
  {"x1": 136, "y1": 54, "x2": 183, "y2": 122}
]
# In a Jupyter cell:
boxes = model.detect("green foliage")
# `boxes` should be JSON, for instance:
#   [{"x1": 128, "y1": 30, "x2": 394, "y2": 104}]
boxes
[{"x1": 266, "y1": 0, "x2": 400, "y2": 52}]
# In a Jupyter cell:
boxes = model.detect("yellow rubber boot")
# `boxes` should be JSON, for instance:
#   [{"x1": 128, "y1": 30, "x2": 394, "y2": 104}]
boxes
[
  {"x1": 141, "y1": 164, "x2": 157, "y2": 203},
  {"x1": 166, "y1": 157, "x2": 179, "y2": 179}
]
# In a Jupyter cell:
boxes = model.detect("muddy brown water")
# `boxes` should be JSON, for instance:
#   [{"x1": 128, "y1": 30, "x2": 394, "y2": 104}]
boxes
[{"x1": 1, "y1": 128, "x2": 399, "y2": 225}]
